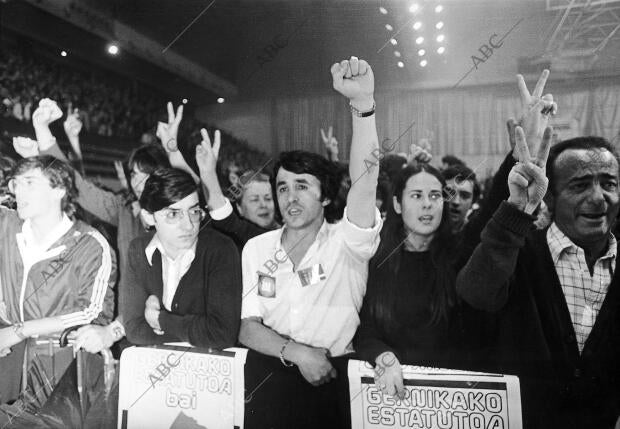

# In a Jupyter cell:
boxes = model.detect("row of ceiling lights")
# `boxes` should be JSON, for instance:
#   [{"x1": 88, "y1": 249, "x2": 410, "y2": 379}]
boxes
[{"x1": 379, "y1": 2, "x2": 446, "y2": 69}]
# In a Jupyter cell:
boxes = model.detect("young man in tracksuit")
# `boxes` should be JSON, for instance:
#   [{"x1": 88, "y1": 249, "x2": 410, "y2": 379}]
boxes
[{"x1": 0, "y1": 155, "x2": 116, "y2": 405}]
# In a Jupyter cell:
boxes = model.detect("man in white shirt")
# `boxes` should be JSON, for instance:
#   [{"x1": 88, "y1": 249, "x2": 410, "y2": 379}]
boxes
[{"x1": 239, "y1": 56, "x2": 382, "y2": 428}]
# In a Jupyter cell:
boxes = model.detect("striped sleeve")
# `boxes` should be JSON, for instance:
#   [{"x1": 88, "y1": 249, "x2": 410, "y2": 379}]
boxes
[{"x1": 59, "y1": 230, "x2": 116, "y2": 328}]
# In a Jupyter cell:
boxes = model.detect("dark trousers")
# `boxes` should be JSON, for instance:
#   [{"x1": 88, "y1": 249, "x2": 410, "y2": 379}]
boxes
[{"x1": 243, "y1": 349, "x2": 352, "y2": 429}]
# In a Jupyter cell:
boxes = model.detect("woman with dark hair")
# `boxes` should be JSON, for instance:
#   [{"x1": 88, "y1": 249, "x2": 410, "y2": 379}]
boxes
[
  {"x1": 120, "y1": 168, "x2": 241, "y2": 348},
  {"x1": 355, "y1": 163, "x2": 469, "y2": 398}
]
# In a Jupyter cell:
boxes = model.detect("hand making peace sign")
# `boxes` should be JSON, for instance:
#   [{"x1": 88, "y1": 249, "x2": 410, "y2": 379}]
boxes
[{"x1": 507, "y1": 125, "x2": 553, "y2": 214}]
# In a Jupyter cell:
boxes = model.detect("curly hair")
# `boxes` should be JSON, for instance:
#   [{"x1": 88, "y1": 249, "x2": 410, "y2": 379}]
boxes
[{"x1": 12, "y1": 155, "x2": 78, "y2": 216}]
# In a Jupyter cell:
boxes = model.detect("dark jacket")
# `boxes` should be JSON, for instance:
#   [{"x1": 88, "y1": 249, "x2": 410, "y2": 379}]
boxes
[
  {"x1": 120, "y1": 227, "x2": 242, "y2": 350},
  {"x1": 210, "y1": 208, "x2": 270, "y2": 251},
  {"x1": 457, "y1": 202, "x2": 620, "y2": 428}
]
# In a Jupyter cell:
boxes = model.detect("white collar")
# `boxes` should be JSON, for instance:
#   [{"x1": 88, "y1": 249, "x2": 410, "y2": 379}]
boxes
[
  {"x1": 145, "y1": 234, "x2": 197, "y2": 266},
  {"x1": 21, "y1": 214, "x2": 74, "y2": 251}
]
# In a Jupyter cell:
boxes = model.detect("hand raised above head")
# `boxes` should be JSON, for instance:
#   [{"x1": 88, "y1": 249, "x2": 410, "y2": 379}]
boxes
[
  {"x1": 408, "y1": 141, "x2": 432, "y2": 164},
  {"x1": 195, "y1": 128, "x2": 221, "y2": 176},
  {"x1": 32, "y1": 98, "x2": 63, "y2": 129},
  {"x1": 13, "y1": 136, "x2": 39, "y2": 158},
  {"x1": 515, "y1": 69, "x2": 557, "y2": 151},
  {"x1": 63, "y1": 108, "x2": 83, "y2": 139},
  {"x1": 507, "y1": 126, "x2": 552, "y2": 214},
  {"x1": 320, "y1": 126, "x2": 339, "y2": 156},
  {"x1": 331, "y1": 56, "x2": 374, "y2": 109},
  {"x1": 156, "y1": 102, "x2": 184, "y2": 153}
]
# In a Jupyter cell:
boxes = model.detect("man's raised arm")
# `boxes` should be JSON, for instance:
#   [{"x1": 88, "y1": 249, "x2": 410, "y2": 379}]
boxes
[{"x1": 331, "y1": 57, "x2": 378, "y2": 229}]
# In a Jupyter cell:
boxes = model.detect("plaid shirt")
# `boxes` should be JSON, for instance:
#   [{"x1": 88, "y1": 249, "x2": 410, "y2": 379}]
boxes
[{"x1": 547, "y1": 223, "x2": 617, "y2": 352}]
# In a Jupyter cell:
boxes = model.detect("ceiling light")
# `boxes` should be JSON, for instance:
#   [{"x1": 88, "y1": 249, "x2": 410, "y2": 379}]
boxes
[
  {"x1": 107, "y1": 44, "x2": 119, "y2": 55},
  {"x1": 420, "y1": 59, "x2": 428, "y2": 67},
  {"x1": 416, "y1": 36, "x2": 424, "y2": 45},
  {"x1": 435, "y1": 22, "x2": 444, "y2": 30},
  {"x1": 379, "y1": 7, "x2": 388, "y2": 14},
  {"x1": 436, "y1": 34, "x2": 445, "y2": 42},
  {"x1": 413, "y1": 21, "x2": 422, "y2": 30},
  {"x1": 418, "y1": 49, "x2": 425, "y2": 56}
]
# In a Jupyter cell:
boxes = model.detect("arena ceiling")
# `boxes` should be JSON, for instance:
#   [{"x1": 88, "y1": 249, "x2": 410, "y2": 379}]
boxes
[{"x1": 2, "y1": 0, "x2": 619, "y2": 104}]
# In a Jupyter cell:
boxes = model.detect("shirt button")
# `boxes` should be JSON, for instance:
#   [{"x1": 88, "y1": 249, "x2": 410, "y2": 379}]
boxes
[
  {"x1": 174, "y1": 303, "x2": 178, "y2": 309},
  {"x1": 574, "y1": 368, "x2": 582, "y2": 378}
]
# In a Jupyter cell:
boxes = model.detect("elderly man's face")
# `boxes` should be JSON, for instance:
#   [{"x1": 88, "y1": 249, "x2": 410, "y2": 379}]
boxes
[{"x1": 548, "y1": 148, "x2": 619, "y2": 247}]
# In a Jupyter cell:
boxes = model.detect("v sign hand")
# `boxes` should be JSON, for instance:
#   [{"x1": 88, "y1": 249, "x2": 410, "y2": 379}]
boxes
[
  {"x1": 195, "y1": 128, "x2": 221, "y2": 178},
  {"x1": 515, "y1": 70, "x2": 557, "y2": 156},
  {"x1": 507, "y1": 126, "x2": 553, "y2": 214}
]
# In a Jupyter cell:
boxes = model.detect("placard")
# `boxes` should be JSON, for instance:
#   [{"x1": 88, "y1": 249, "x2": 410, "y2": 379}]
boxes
[
  {"x1": 349, "y1": 360, "x2": 522, "y2": 429},
  {"x1": 118, "y1": 345, "x2": 247, "y2": 429}
]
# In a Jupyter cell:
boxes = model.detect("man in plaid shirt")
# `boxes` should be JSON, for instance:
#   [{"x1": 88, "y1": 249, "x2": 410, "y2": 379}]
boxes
[{"x1": 457, "y1": 125, "x2": 620, "y2": 428}]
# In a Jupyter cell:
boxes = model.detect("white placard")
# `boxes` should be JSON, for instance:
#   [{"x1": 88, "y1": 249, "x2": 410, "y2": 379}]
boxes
[
  {"x1": 349, "y1": 360, "x2": 522, "y2": 429},
  {"x1": 118, "y1": 345, "x2": 247, "y2": 429}
]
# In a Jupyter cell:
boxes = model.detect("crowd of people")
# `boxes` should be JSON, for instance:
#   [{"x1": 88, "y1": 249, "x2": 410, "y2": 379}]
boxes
[{"x1": 0, "y1": 55, "x2": 618, "y2": 429}]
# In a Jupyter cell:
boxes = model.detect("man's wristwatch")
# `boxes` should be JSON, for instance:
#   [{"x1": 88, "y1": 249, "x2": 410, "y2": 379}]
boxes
[
  {"x1": 12, "y1": 322, "x2": 27, "y2": 341},
  {"x1": 109, "y1": 320, "x2": 126, "y2": 341}
]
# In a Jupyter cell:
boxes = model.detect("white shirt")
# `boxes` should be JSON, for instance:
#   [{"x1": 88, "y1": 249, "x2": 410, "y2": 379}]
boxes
[
  {"x1": 241, "y1": 207, "x2": 382, "y2": 357},
  {"x1": 209, "y1": 198, "x2": 234, "y2": 220},
  {"x1": 18, "y1": 214, "x2": 74, "y2": 262},
  {"x1": 145, "y1": 236, "x2": 197, "y2": 311}
]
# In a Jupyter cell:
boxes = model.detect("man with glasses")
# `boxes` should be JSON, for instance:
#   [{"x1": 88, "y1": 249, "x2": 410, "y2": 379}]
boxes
[
  {"x1": 0, "y1": 155, "x2": 116, "y2": 405},
  {"x1": 120, "y1": 168, "x2": 241, "y2": 348}
]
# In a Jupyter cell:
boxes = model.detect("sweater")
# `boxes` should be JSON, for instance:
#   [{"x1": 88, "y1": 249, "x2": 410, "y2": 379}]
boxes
[
  {"x1": 456, "y1": 202, "x2": 620, "y2": 428},
  {"x1": 120, "y1": 227, "x2": 242, "y2": 350},
  {"x1": 356, "y1": 250, "x2": 466, "y2": 369}
]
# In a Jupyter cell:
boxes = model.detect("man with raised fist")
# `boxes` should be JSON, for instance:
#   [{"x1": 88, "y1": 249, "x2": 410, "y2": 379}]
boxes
[
  {"x1": 239, "y1": 57, "x2": 382, "y2": 428},
  {"x1": 457, "y1": 126, "x2": 620, "y2": 427}
]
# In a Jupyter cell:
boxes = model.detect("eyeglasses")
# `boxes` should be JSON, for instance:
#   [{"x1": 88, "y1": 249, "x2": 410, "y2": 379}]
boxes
[{"x1": 157, "y1": 207, "x2": 206, "y2": 224}]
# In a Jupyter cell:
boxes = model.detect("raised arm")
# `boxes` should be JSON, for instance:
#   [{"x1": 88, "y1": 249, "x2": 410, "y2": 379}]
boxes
[
  {"x1": 456, "y1": 127, "x2": 552, "y2": 311},
  {"x1": 331, "y1": 57, "x2": 378, "y2": 228},
  {"x1": 63, "y1": 106, "x2": 84, "y2": 174},
  {"x1": 457, "y1": 69, "x2": 558, "y2": 269},
  {"x1": 195, "y1": 129, "x2": 269, "y2": 246},
  {"x1": 29, "y1": 98, "x2": 125, "y2": 226},
  {"x1": 156, "y1": 102, "x2": 200, "y2": 183}
]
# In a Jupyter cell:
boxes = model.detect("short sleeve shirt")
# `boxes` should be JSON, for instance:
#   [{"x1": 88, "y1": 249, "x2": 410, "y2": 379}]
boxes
[{"x1": 241, "y1": 207, "x2": 382, "y2": 356}]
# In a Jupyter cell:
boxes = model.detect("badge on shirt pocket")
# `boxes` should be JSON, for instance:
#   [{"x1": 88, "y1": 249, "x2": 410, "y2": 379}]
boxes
[
  {"x1": 298, "y1": 264, "x2": 326, "y2": 287},
  {"x1": 257, "y1": 273, "x2": 276, "y2": 298}
]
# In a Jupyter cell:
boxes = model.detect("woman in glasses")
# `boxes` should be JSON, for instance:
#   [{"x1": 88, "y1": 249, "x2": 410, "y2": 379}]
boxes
[{"x1": 119, "y1": 168, "x2": 241, "y2": 348}]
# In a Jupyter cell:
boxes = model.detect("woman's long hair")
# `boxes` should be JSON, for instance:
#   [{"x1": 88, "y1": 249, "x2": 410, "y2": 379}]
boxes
[{"x1": 366, "y1": 163, "x2": 457, "y2": 332}]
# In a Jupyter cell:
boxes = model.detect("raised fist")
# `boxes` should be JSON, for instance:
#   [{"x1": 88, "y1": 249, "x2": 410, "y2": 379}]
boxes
[
  {"x1": 63, "y1": 108, "x2": 83, "y2": 139},
  {"x1": 331, "y1": 56, "x2": 374, "y2": 108},
  {"x1": 13, "y1": 136, "x2": 39, "y2": 158},
  {"x1": 32, "y1": 98, "x2": 63, "y2": 129}
]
